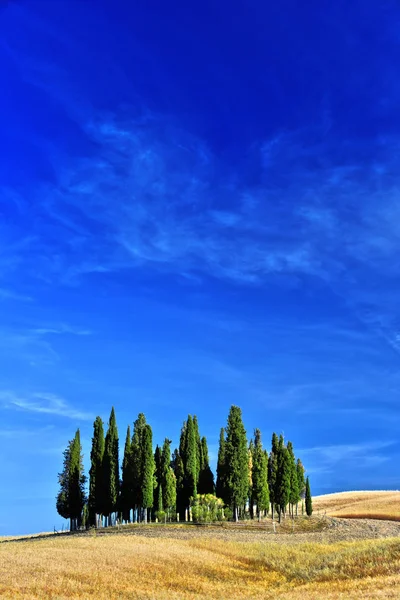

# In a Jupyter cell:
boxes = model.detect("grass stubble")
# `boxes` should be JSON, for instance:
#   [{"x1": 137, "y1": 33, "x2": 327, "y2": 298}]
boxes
[{"x1": 1, "y1": 492, "x2": 400, "y2": 600}]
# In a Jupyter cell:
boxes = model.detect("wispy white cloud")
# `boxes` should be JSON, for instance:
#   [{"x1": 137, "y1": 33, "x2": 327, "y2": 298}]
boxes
[
  {"x1": 0, "y1": 390, "x2": 92, "y2": 420},
  {"x1": 299, "y1": 440, "x2": 395, "y2": 475}
]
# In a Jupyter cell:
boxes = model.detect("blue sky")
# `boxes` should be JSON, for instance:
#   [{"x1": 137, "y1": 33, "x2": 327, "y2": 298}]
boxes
[{"x1": 1, "y1": 0, "x2": 400, "y2": 534}]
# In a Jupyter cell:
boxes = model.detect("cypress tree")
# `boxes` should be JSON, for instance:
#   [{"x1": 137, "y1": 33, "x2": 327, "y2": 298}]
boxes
[
  {"x1": 131, "y1": 413, "x2": 147, "y2": 521},
  {"x1": 251, "y1": 429, "x2": 269, "y2": 521},
  {"x1": 287, "y1": 441, "x2": 299, "y2": 519},
  {"x1": 141, "y1": 424, "x2": 155, "y2": 523},
  {"x1": 193, "y1": 415, "x2": 202, "y2": 484},
  {"x1": 305, "y1": 476, "x2": 313, "y2": 516},
  {"x1": 268, "y1": 433, "x2": 279, "y2": 520},
  {"x1": 120, "y1": 425, "x2": 132, "y2": 523},
  {"x1": 172, "y1": 448, "x2": 185, "y2": 519},
  {"x1": 156, "y1": 483, "x2": 163, "y2": 514},
  {"x1": 183, "y1": 415, "x2": 197, "y2": 508},
  {"x1": 248, "y1": 439, "x2": 254, "y2": 517},
  {"x1": 198, "y1": 436, "x2": 215, "y2": 494},
  {"x1": 153, "y1": 445, "x2": 161, "y2": 517},
  {"x1": 103, "y1": 407, "x2": 119, "y2": 525},
  {"x1": 56, "y1": 439, "x2": 72, "y2": 524},
  {"x1": 224, "y1": 405, "x2": 249, "y2": 521},
  {"x1": 276, "y1": 446, "x2": 291, "y2": 523},
  {"x1": 88, "y1": 416, "x2": 105, "y2": 527},
  {"x1": 57, "y1": 429, "x2": 86, "y2": 531},
  {"x1": 216, "y1": 427, "x2": 228, "y2": 503},
  {"x1": 164, "y1": 468, "x2": 177, "y2": 519}
]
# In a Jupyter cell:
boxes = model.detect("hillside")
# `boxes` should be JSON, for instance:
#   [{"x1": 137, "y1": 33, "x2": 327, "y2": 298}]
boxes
[
  {"x1": 1, "y1": 520, "x2": 400, "y2": 599},
  {"x1": 313, "y1": 490, "x2": 400, "y2": 521}
]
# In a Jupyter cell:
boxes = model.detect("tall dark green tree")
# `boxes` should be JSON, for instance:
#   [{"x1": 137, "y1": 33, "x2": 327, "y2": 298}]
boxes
[
  {"x1": 88, "y1": 416, "x2": 105, "y2": 527},
  {"x1": 102, "y1": 407, "x2": 119, "y2": 525},
  {"x1": 216, "y1": 427, "x2": 228, "y2": 503},
  {"x1": 198, "y1": 436, "x2": 215, "y2": 494},
  {"x1": 160, "y1": 439, "x2": 176, "y2": 516},
  {"x1": 182, "y1": 415, "x2": 197, "y2": 509},
  {"x1": 141, "y1": 424, "x2": 155, "y2": 523},
  {"x1": 120, "y1": 425, "x2": 132, "y2": 523},
  {"x1": 193, "y1": 415, "x2": 202, "y2": 484},
  {"x1": 153, "y1": 445, "x2": 162, "y2": 516},
  {"x1": 305, "y1": 476, "x2": 313, "y2": 516},
  {"x1": 56, "y1": 429, "x2": 86, "y2": 531},
  {"x1": 296, "y1": 459, "x2": 306, "y2": 516},
  {"x1": 268, "y1": 433, "x2": 279, "y2": 520},
  {"x1": 287, "y1": 441, "x2": 300, "y2": 518},
  {"x1": 276, "y1": 445, "x2": 291, "y2": 522},
  {"x1": 224, "y1": 406, "x2": 249, "y2": 521},
  {"x1": 251, "y1": 429, "x2": 270, "y2": 520},
  {"x1": 131, "y1": 413, "x2": 147, "y2": 521},
  {"x1": 172, "y1": 448, "x2": 185, "y2": 519}
]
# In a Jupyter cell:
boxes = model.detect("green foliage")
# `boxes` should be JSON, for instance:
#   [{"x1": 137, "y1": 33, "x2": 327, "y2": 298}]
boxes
[
  {"x1": 120, "y1": 425, "x2": 132, "y2": 522},
  {"x1": 141, "y1": 424, "x2": 155, "y2": 510},
  {"x1": 102, "y1": 407, "x2": 119, "y2": 518},
  {"x1": 224, "y1": 406, "x2": 249, "y2": 516},
  {"x1": 131, "y1": 413, "x2": 147, "y2": 510},
  {"x1": 276, "y1": 446, "x2": 291, "y2": 514},
  {"x1": 305, "y1": 476, "x2": 313, "y2": 516},
  {"x1": 251, "y1": 429, "x2": 269, "y2": 516},
  {"x1": 198, "y1": 436, "x2": 215, "y2": 494},
  {"x1": 161, "y1": 439, "x2": 176, "y2": 512},
  {"x1": 183, "y1": 415, "x2": 197, "y2": 505},
  {"x1": 56, "y1": 429, "x2": 86, "y2": 530},
  {"x1": 287, "y1": 441, "x2": 300, "y2": 507},
  {"x1": 172, "y1": 448, "x2": 185, "y2": 518},
  {"x1": 216, "y1": 427, "x2": 228, "y2": 503},
  {"x1": 296, "y1": 459, "x2": 306, "y2": 498},
  {"x1": 268, "y1": 433, "x2": 279, "y2": 508},
  {"x1": 193, "y1": 415, "x2": 202, "y2": 483},
  {"x1": 190, "y1": 494, "x2": 225, "y2": 522},
  {"x1": 88, "y1": 416, "x2": 105, "y2": 526}
]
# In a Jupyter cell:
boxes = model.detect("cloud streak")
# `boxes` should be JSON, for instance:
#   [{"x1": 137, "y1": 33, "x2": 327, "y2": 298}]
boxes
[{"x1": 0, "y1": 391, "x2": 93, "y2": 421}]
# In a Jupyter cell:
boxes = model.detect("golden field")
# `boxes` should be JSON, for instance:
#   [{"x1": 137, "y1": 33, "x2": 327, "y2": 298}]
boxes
[
  {"x1": 1, "y1": 526, "x2": 400, "y2": 599},
  {"x1": 313, "y1": 490, "x2": 400, "y2": 520}
]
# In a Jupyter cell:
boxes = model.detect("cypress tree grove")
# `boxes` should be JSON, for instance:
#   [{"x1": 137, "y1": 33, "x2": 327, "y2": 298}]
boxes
[
  {"x1": 287, "y1": 441, "x2": 299, "y2": 519},
  {"x1": 131, "y1": 413, "x2": 147, "y2": 521},
  {"x1": 224, "y1": 405, "x2": 249, "y2": 521},
  {"x1": 102, "y1": 407, "x2": 119, "y2": 526},
  {"x1": 251, "y1": 429, "x2": 269, "y2": 521},
  {"x1": 88, "y1": 416, "x2": 105, "y2": 527},
  {"x1": 198, "y1": 436, "x2": 215, "y2": 494},
  {"x1": 216, "y1": 427, "x2": 227, "y2": 503},
  {"x1": 305, "y1": 476, "x2": 313, "y2": 516},
  {"x1": 141, "y1": 424, "x2": 155, "y2": 523},
  {"x1": 120, "y1": 425, "x2": 132, "y2": 523}
]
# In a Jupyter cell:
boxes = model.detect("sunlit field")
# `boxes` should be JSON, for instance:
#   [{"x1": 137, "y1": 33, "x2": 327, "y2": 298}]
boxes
[
  {"x1": 1, "y1": 529, "x2": 400, "y2": 599},
  {"x1": 313, "y1": 491, "x2": 400, "y2": 521}
]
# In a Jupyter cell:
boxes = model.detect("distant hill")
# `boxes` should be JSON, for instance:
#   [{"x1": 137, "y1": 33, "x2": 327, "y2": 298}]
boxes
[{"x1": 313, "y1": 490, "x2": 400, "y2": 521}]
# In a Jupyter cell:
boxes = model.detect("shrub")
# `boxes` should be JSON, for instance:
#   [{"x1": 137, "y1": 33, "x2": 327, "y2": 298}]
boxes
[{"x1": 189, "y1": 494, "x2": 225, "y2": 522}]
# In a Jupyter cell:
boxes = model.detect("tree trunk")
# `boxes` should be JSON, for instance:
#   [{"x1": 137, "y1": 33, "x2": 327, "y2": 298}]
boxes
[
  {"x1": 271, "y1": 504, "x2": 274, "y2": 521},
  {"x1": 296, "y1": 503, "x2": 298, "y2": 518},
  {"x1": 144, "y1": 508, "x2": 147, "y2": 524},
  {"x1": 278, "y1": 506, "x2": 281, "y2": 523},
  {"x1": 235, "y1": 506, "x2": 238, "y2": 522}
]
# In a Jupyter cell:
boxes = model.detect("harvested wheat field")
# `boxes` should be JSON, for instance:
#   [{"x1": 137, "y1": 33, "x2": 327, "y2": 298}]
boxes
[
  {"x1": 1, "y1": 519, "x2": 400, "y2": 599},
  {"x1": 313, "y1": 490, "x2": 400, "y2": 521}
]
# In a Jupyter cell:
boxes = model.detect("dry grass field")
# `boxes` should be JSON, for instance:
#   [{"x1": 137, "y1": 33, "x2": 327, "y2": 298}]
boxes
[
  {"x1": 313, "y1": 490, "x2": 400, "y2": 521},
  {"x1": 1, "y1": 518, "x2": 400, "y2": 599}
]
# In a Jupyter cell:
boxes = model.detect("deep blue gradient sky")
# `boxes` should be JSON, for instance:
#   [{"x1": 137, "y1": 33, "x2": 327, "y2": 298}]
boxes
[{"x1": 1, "y1": 0, "x2": 400, "y2": 534}]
